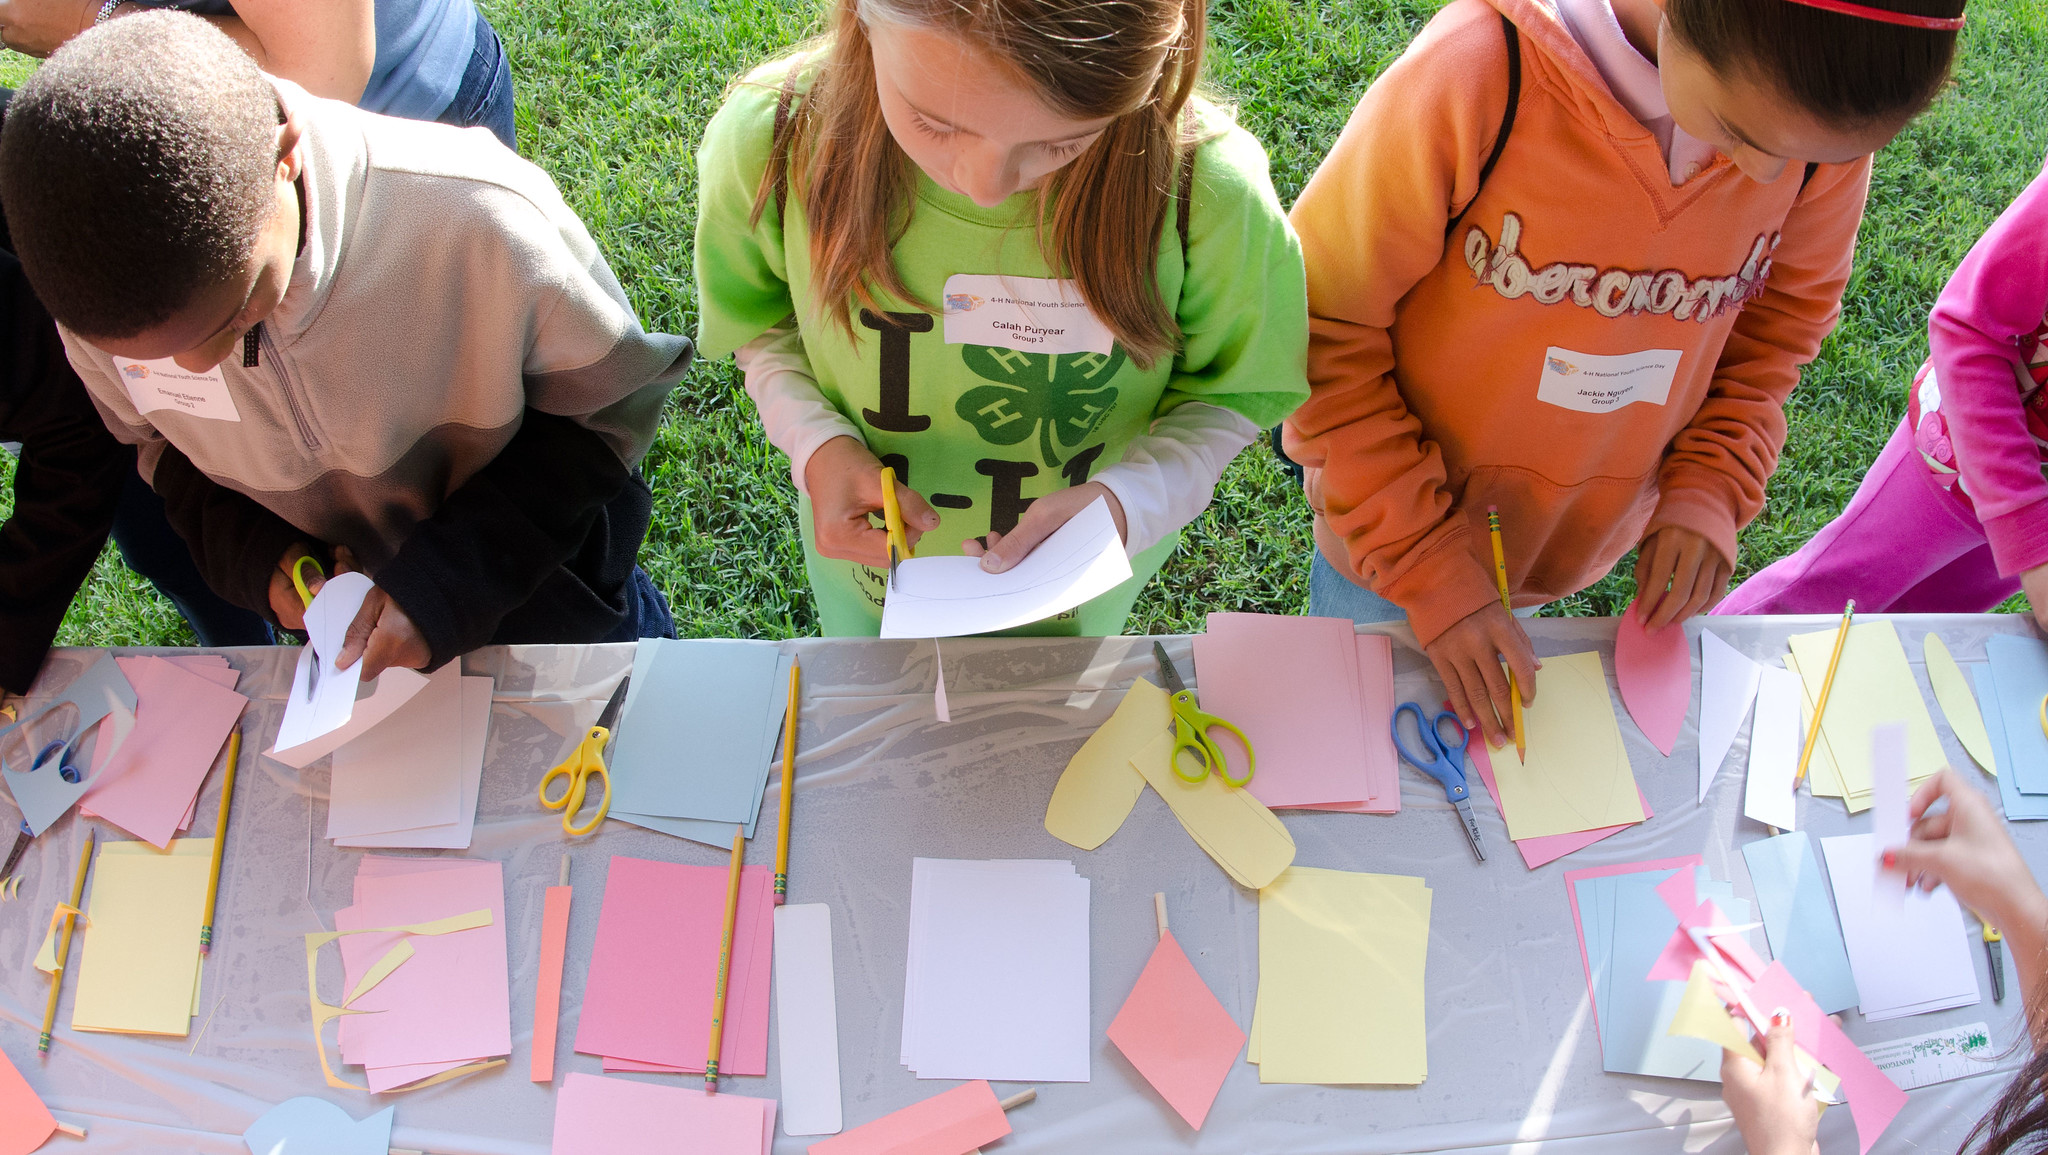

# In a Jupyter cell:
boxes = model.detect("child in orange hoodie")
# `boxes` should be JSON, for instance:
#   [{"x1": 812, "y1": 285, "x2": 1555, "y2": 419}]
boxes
[{"x1": 1282, "y1": 0, "x2": 1964, "y2": 745}]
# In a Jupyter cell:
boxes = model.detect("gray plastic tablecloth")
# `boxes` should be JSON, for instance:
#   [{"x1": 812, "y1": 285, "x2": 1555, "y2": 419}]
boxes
[{"x1": 2, "y1": 614, "x2": 2043, "y2": 1153}]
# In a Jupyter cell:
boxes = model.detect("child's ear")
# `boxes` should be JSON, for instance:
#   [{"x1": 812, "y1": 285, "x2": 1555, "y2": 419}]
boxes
[{"x1": 270, "y1": 81, "x2": 307, "y2": 180}]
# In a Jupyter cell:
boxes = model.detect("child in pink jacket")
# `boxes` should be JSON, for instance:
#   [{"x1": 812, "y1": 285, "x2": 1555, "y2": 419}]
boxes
[{"x1": 1719, "y1": 159, "x2": 2048, "y2": 622}]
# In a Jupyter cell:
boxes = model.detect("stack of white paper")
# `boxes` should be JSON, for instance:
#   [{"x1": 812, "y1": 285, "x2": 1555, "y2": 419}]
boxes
[
  {"x1": 901, "y1": 859, "x2": 1090, "y2": 1082},
  {"x1": 1819, "y1": 832, "x2": 1980, "y2": 1021},
  {"x1": 326, "y1": 664, "x2": 493, "y2": 849}
]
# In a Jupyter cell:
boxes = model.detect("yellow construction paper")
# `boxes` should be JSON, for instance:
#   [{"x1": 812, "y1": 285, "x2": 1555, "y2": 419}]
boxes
[
  {"x1": 1131, "y1": 733, "x2": 1295, "y2": 889},
  {"x1": 1783, "y1": 653, "x2": 1849, "y2": 803},
  {"x1": 1924, "y1": 633, "x2": 1996, "y2": 776},
  {"x1": 1489, "y1": 652, "x2": 1644, "y2": 839},
  {"x1": 1045, "y1": 678, "x2": 1169, "y2": 850},
  {"x1": 1787, "y1": 621, "x2": 1943, "y2": 805},
  {"x1": 1667, "y1": 962, "x2": 1842, "y2": 1100},
  {"x1": 304, "y1": 908, "x2": 493, "y2": 1091},
  {"x1": 1253, "y1": 867, "x2": 1431, "y2": 1084},
  {"x1": 70, "y1": 838, "x2": 213, "y2": 1037}
]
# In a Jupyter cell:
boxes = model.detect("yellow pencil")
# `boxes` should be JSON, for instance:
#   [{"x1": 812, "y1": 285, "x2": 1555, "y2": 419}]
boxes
[
  {"x1": 200, "y1": 727, "x2": 241, "y2": 957},
  {"x1": 773, "y1": 659, "x2": 802, "y2": 906},
  {"x1": 1486, "y1": 507, "x2": 1526, "y2": 762},
  {"x1": 705, "y1": 827, "x2": 745, "y2": 1092},
  {"x1": 1793, "y1": 600, "x2": 1856, "y2": 788},
  {"x1": 41, "y1": 828, "x2": 94, "y2": 1055}
]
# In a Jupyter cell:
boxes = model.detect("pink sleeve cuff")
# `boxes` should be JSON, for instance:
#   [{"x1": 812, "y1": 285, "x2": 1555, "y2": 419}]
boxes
[{"x1": 1982, "y1": 496, "x2": 2048, "y2": 579}]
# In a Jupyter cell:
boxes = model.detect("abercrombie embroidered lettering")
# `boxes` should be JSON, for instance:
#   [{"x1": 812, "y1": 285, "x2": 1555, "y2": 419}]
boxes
[{"x1": 1463, "y1": 213, "x2": 1778, "y2": 323}]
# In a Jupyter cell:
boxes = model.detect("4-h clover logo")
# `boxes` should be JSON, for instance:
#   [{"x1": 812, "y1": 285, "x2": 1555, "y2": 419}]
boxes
[{"x1": 955, "y1": 344, "x2": 1126, "y2": 467}]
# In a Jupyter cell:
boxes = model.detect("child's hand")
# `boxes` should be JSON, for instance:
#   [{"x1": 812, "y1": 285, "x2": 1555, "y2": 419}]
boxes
[
  {"x1": 268, "y1": 543, "x2": 325, "y2": 632},
  {"x1": 1422, "y1": 602, "x2": 1538, "y2": 749},
  {"x1": 1632, "y1": 526, "x2": 1732, "y2": 631},
  {"x1": 2023, "y1": 562, "x2": 2048, "y2": 634},
  {"x1": 961, "y1": 483, "x2": 1127, "y2": 573},
  {"x1": 1721, "y1": 1015, "x2": 1821, "y2": 1155},
  {"x1": 1889, "y1": 769, "x2": 2048, "y2": 929},
  {"x1": 332, "y1": 585, "x2": 431, "y2": 680},
  {"x1": 803, "y1": 436, "x2": 940, "y2": 568}
]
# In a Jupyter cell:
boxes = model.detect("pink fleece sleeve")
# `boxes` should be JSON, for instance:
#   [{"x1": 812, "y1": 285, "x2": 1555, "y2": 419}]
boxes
[{"x1": 1930, "y1": 161, "x2": 2048, "y2": 578}]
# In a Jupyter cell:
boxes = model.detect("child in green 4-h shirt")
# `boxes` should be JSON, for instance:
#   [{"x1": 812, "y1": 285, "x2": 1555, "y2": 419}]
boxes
[{"x1": 694, "y1": 0, "x2": 1309, "y2": 636}]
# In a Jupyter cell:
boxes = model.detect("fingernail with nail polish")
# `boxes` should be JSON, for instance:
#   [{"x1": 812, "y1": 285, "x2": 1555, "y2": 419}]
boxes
[{"x1": 1882, "y1": 850, "x2": 1897, "y2": 869}]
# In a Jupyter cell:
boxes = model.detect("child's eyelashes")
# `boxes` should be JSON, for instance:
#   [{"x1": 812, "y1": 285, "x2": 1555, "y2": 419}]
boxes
[
  {"x1": 1043, "y1": 137, "x2": 1090, "y2": 159},
  {"x1": 909, "y1": 111, "x2": 956, "y2": 141}
]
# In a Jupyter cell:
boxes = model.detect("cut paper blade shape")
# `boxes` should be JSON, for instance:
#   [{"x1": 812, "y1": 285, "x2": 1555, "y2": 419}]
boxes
[
  {"x1": 1, "y1": 653, "x2": 137, "y2": 834},
  {"x1": 1614, "y1": 600, "x2": 1691, "y2": 756},
  {"x1": 1699, "y1": 631, "x2": 1762, "y2": 802},
  {"x1": 553, "y1": 1073, "x2": 776, "y2": 1155},
  {"x1": 1743, "y1": 665, "x2": 1802, "y2": 832},
  {"x1": 242, "y1": 1097, "x2": 394, "y2": 1155},
  {"x1": 1924, "y1": 633, "x2": 1995, "y2": 775},
  {"x1": 1045, "y1": 678, "x2": 1166, "y2": 850},
  {"x1": 1131, "y1": 732, "x2": 1295, "y2": 890},
  {"x1": 0, "y1": 1042, "x2": 58, "y2": 1155},
  {"x1": 1107, "y1": 926, "x2": 1244, "y2": 1129},
  {"x1": 878, "y1": 497, "x2": 1132, "y2": 638},
  {"x1": 1464, "y1": 720, "x2": 1646, "y2": 869},
  {"x1": 809, "y1": 1080, "x2": 1011, "y2": 1155},
  {"x1": 1489, "y1": 651, "x2": 1643, "y2": 839}
]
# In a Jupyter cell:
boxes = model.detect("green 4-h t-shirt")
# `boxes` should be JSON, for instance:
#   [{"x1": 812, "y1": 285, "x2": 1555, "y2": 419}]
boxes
[{"x1": 695, "y1": 59, "x2": 1309, "y2": 636}]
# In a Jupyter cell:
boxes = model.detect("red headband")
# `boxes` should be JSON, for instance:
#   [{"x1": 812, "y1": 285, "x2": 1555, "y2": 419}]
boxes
[{"x1": 1780, "y1": 0, "x2": 1966, "y2": 30}]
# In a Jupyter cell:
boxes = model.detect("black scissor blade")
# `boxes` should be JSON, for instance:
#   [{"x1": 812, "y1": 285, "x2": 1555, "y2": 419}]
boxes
[
  {"x1": 596, "y1": 675, "x2": 632, "y2": 732},
  {"x1": 1152, "y1": 642, "x2": 1188, "y2": 695},
  {"x1": 0, "y1": 825, "x2": 29, "y2": 881}
]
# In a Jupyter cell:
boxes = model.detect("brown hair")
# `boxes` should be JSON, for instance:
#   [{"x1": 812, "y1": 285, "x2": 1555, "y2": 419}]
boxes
[
  {"x1": 1665, "y1": 0, "x2": 1962, "y2": 129},
  {"x1": 751, "y1": 0, "x2": 1208, "y2": 369}
]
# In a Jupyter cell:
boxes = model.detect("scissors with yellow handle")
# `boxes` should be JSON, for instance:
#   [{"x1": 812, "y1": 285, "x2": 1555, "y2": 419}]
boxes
[
  {"x1": 880, "y1": 465, "x2": 912, "y2": 589},
  {"x1": 1152, "y1": 642, "x2": 1255, "y2": 787},
  {"x1": 539, "y1": 675, "x2": 630, "y2": 836}
]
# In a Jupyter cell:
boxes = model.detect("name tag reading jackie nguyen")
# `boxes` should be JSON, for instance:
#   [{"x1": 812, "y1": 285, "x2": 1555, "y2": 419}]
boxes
[
  {"x1": 942, "y1": 274, "x2": 1114, "y2": 356},
  {"x1": 1535, "y1": 346, "x2": 1682, "y2": 415},
  {"x1": 113, "y1": 356, "x2": 242, "y2": 422}
]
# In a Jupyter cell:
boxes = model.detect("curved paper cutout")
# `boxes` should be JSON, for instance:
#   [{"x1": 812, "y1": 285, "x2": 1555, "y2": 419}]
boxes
[
  {"x1": 1614, "y1": 600, "x2": 1691, "y2": 757},
  {"x1": 303, "y1": 908, "x2": 492, "y2": 1092},
  {"x1": 1044, "y1": 679, "x2": 1167, "y2": 851},
  {"x1": 242, "y1": 1097, "x2": 393, "y2": 1155},
  {"x1": 1924, "y1": 633, "x2": 1996, "y2": 775}
]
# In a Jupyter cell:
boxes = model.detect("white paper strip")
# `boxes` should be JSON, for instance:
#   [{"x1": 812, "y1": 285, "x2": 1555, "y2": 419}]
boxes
[{"x1": 773, "y1": 903, "x2": 844, "y2": 1137}]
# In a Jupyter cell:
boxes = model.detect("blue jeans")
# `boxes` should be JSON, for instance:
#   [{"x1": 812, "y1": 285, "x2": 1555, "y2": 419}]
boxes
[
  {"x1": 1309, "y1": 550, "x2": 1544, "y2": 625},
  {"x1": 110, "y1": 465, "x2": 273, "y2": 646},
  {"x1": 600, "y1": 567, "x2": 677, "y2": 643},
  {"x1": 437, "y1": 12, "x2": 517, "y2": 150}
]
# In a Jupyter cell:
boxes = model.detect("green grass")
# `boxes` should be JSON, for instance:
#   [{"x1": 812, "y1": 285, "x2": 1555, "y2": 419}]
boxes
[{"x1": 4, "y1": 1, "x2": 2046, "y2": 645}]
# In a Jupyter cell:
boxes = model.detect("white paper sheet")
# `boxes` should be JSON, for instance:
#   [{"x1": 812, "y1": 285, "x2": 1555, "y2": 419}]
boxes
[
  {"x1": 1820, "y1": 832, "x2": 1980, "y2": 1021},
  {"x1": 1872, "y1": 722, "x2": 1909, "y2": 907},
  {"x1": 773, "y1": 903, "x2": 844, "y2": 1137},
  {"x1": 333, "y1": 677, "x2": 492, "y2": 849},
  {"x1": 902, "y1": 858, "x2": 1090, "y2": 1082},
  {"x1": 326, "y1": 663, "x2": 465, "y2": 839},
  {"x1": 878, "y1": 499, "x2": 1132, "y2": 639},
  {"x1": 1743, "y1": 665, "x2": 1801, "y2": 832},
  {"x1": 1699, "y1": 631, "x2": 1762, "y2": 803}
]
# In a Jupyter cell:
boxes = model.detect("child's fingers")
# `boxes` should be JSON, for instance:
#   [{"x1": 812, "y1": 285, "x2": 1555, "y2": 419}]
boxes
[
  {"x1": 1908, "y1": 769, "x2": 1955, "y2": 823},
  {"x1": 894, "y1": 482, "x2": 941, "y2": 551},
  {"x1": 332, "y1": 591, "x2": 384, "y2": 672},
  {"x1": 1761, "y1": 1015, "x2": 1800, "y2": 1078},
  {"x1": 1497, "y1": 618, "x2": 1540, "y2": 707}
]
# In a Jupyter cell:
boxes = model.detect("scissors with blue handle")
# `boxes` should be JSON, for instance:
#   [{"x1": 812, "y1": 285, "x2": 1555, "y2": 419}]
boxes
[
  {"x1": 1152, "y1": 642, "x2": 1255, "y2": 788},
  {"x1": 1391, "y1": 701, "x2": 1486, "y2": 861},
  {"x1": 1, "y1": 738, "x2": 83, "y2": 882},
  {"x1": 539, "y1": 675, "x2": 629, "y2": 836}
]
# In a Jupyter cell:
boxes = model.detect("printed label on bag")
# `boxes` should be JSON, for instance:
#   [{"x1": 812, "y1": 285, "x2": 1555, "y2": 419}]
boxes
[
  {"x1": 941, "y1": 274, "x2": 1114, "y2": 356},
  {"x1": 112, "y1": 356, "x2": 241, "y2": 422},
  {"x1": 1535, "y1": 346, "x2": 1682, "y2": 414}
]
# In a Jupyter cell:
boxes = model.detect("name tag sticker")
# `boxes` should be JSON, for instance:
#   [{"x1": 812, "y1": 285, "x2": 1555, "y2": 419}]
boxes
[
  {"x1": 1535, "y1": 346, "x2": 1682, "y2": 414},
  {"x1": 113, "y1": 356, "x2": 242, "y2": 422},
  {"x1": 942, "y1": 274, "x2": 1114, "y2": 356}
]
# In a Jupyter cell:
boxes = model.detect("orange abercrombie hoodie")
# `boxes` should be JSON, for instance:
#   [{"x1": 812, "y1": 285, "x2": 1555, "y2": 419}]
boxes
[{"x1": 1281, "y1": 0, "x2": 1870, "y2": 646}]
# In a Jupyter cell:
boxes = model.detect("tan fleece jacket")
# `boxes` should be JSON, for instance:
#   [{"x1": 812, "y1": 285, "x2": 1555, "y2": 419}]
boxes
[{"x1": 1281, "y1": 0, "x2": 1870, "y2": 645}]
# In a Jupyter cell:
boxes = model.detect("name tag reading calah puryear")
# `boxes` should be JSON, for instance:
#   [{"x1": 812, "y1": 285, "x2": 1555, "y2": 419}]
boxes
[
  {"x1": 941, "y1": 274, "x2": 1114, "y2": 356},
  {"x1": 111, "y1": 355, "x2": 243, "y2": 422},
  {"x1": 1535, "y1": 346, "x2": 1683, "y2": 415}
]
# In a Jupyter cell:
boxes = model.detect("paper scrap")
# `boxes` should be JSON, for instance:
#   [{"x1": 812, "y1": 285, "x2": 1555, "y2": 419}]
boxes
[
  {"x1": 808, "y1": 1080, "x2": 1010, "y2": 1155},
  {"x1": 1044, "y1": 678, "x2": 1166, "y2": 851},
  {"x1": 1107, "y1": 928, "x2": 1243, "y2": 1129},
  {"x1": 1253, "y1": 867, "x2": 1430, "y2": 1084},
  {"x1": 1820, "y1": 831, "x2": 1980, "y2": 1021},
  {"x1": 932, "y1": 641, "x2": 950, "y2": 724},
  {"x1": 1860, "y1": 1022, "x2": 1997, "y2": 1090},
  {"x1": 531, "y1": 883, "x2": 573, "y2": 1084},
  {"x1": 553, "y1": 1073, "x2": 775, "y2": 1155},
  {"x1": 1190, "y1": 613, "x2": 1384, "y2": 810},
  {"x1": 1743, "y1": 665, "x2": 1802, "y2": 832},
  {"x1": 1924, "y1": 633, "x2": 1995, "y2": 775},
  {"x1": 773, "y1": 903, "x2": 844, "y2": 1137},
  {"x1": 71, "y1": 837, "x2": 214, "y2": 1036},
  {"x1": 331, "y1": 676, "x2": 492, "y2": 849},
  {"x1": 1742, "y1": 832, "x2": 1858, "y2": 1014},
  {"x1": 1489, "y1": 652, "x2": 1643, "y2": 839},
  {"x1": 879, "y1": 497, "x2": 1132, "y2": 638},
  {"x1": 1131, "y1": 732, "x2": 1295, "y2": 890},
  {"x1": 1614, "y1": 600, "x2": 1691, "y2": 756},
  {"x1": 1699, "y1": 631, "x2": 1763, "y2": 802},
  {"x1": 1787, "y1": 620, "x2": 1944, "y2": 804},
  {"x1": 0, "y1": 1042, "x2": 57, "y2": 1155},
  {"x1": 242, "y1": 1097, "x2": 394, "y2": 1155},
  {"x1": 303, "y1": 906, "x2": 497, "y2": 1093}
]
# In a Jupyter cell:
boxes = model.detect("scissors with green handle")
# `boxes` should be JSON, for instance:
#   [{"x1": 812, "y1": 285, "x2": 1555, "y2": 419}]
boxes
[
  {"x1": 539, "y1": 675, "x2": 629, "y2": 836},
  {"x1": 1152, "y1": 642, "x2": 1255, "y2": 787}
]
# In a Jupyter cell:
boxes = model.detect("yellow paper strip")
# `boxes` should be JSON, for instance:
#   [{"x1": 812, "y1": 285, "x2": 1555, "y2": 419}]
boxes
[
  {"x1": 1131, "y1": 732, "x2": 1295, "y2": 889},
  {"x1": 303, "y1": 908, "x2": 493, "y2": 1091},
  {"x1": 1489, "y1": 652, "x2": 1644, "y2": 839},
  {"x1": 1045, "y1": 678, "x2": 1168, "y2": 850},
  {"x1": 1254, "y1": 867, "x2": 1431, "y2": 1084}
]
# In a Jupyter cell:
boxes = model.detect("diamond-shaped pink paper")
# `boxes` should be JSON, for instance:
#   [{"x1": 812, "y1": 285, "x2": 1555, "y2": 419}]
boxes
[{"x1": 1106, "y1": 930, "x2": 1244, "y2": 1129}]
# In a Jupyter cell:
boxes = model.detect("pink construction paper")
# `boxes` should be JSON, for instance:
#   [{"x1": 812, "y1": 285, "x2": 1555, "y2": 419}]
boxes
[
  {"x1": 1106, "y1": 930, "x2": 1244, "y2": 1129},
  {"x1": 0, "y1": 1041, "x2": 57, "y2": 1155},
  {"x1": 1192, "y1": 613, "x2": 1375, "y2": 808},
  {"x1": 1290, "y1": 634, "x2": 1403, "y2": 814},
  {"x1": 1562, "y1": 855, "x2": 1703, "y2": 1042},
  {"x1": 1614, "y1": 600, "x2": 1691, "y2": 757},
  {"x1": 1748, "y1": 962, "x2": 1906, "y2": 1155},
  {"x1": 333, "y1": 857, "x2": 509, "y2": 1072},
  {"x1": 553, "y1": 1073, "x2": 774, "y2": 1155},
  {"x1": 601, "y1": 1057, "x2": 688, "y2": 1074},
  {"x1": 1646, "y1": 871, "x2": 1770, "y2": 985},
  {"x1": 78, "y1": 656, "x2": 246, "y2": 847},
  {"x1": 809, "y1": 1080, "x2": 1009, "y2": 1155},
  {"x1": 1464, "y1": 715, "x2": 1647, "y2": 868},
  {"x1": 575, "y1": 857, "x2": 774, "y2": 1076}
]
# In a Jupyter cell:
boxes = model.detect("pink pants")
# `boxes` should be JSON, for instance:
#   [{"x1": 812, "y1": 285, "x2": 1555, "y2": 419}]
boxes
[{"x1": 1715, "y1": 417, "x2": 2020, "y2": 615}]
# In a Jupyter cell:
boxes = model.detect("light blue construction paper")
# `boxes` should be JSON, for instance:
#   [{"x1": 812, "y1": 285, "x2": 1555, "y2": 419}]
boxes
[
  {"x1": 606, "y1": 640, "x2": 791, "y2": 825},
  {"x1": 1976, "y1": 663, "x2": 2048, "y2": 821},
  {"x1": 1743, "y1": 831, "x2": 1859, "y2": 1014},
  {"x1": 243, "y1": 1097, "x2": 393, "y2": 1155},
  {"x1": 0, "y1": 654, "x2": 137, "y2": 834},
  {"x1": 610, "y1": 812, "x2": 753, "y2": 848},
  {"x1": 1580, "y1": 867, "x2": 1725, "y2": 1082},
  {"x1": 1984, "y1": 636, "x2": 2048, "y2": 797}
]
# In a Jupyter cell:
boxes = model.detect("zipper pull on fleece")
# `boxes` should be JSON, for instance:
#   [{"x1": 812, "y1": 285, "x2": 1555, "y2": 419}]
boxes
[{"x1": 243, "y1": 324, "x2": 262, "y2": 368}]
